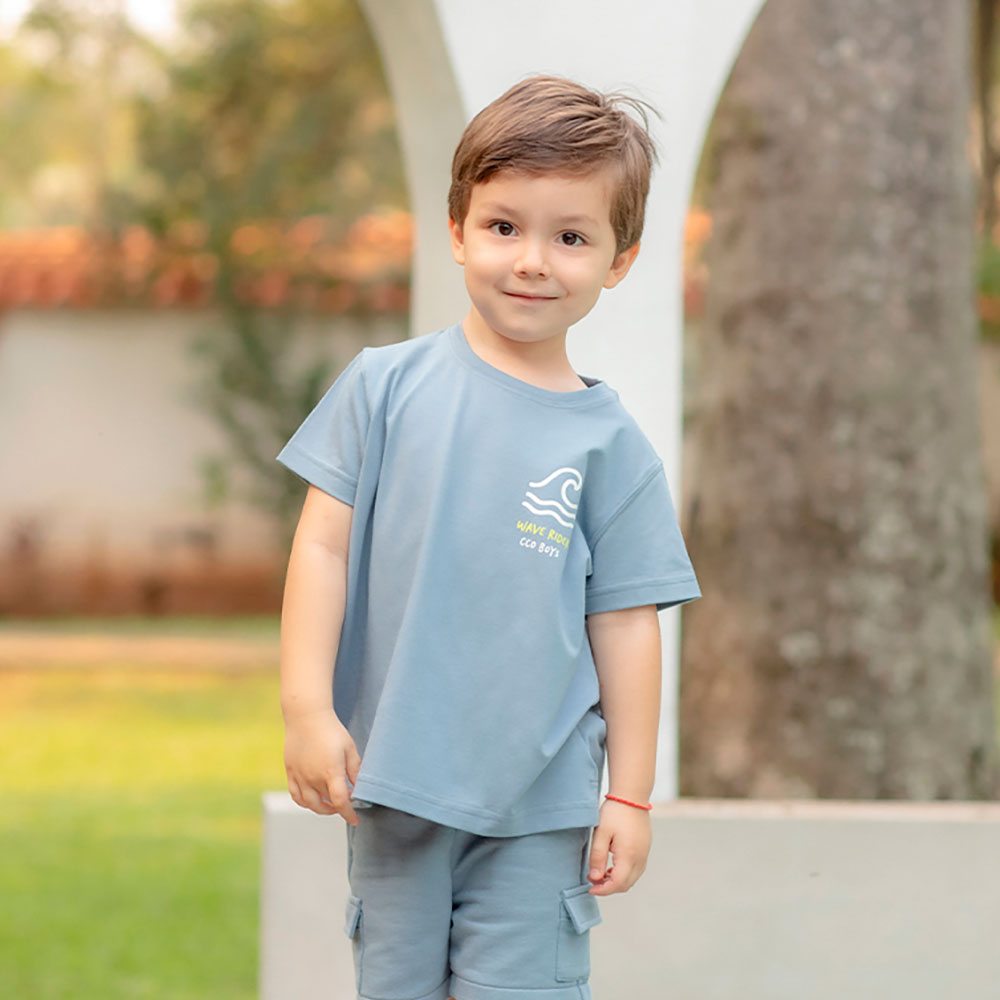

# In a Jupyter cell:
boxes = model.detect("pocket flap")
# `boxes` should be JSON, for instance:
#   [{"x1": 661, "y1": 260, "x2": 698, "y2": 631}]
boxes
[
  {"x1": 343, "y1": 893, "x2": 362, "y2": 938},
  {"x1": 560, "y1": 883, "x2": 602, "y2": 934}
]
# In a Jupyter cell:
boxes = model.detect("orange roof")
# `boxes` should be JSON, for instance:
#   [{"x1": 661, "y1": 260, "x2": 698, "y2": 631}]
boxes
[{"x1": 0, "y1": 211, "x2": 412, "y2": 313}]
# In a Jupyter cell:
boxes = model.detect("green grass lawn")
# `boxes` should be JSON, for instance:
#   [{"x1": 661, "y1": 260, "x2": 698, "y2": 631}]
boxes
[{"x1": 0, "y1": 655, "x2": 285, "y2": 1000}]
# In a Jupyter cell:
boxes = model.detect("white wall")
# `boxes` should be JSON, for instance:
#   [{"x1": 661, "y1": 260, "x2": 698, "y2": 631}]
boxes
[{"x1": 0, "y1": 308, "x2": 404, "y2": 611}]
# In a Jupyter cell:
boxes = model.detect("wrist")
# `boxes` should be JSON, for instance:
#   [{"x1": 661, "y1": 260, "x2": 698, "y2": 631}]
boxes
[
  {"x1": 280, "y1": 697, "x2": 338, "y2": 724},
  {"x1": 604, "y1": 780, "x2": 653, "y2": 803},
  {"x1": 604, "y1": 793, "x2": 653, "y2": 811}
]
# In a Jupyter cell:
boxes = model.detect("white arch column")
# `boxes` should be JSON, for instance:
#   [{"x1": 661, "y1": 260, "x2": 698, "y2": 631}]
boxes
[{"x1": 358, "y1": 0, "x2": 766, "y2": 800}]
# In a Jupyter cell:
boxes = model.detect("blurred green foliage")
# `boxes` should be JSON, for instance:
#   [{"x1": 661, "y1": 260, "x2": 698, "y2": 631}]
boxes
[
  {"x1": 977, "y1": 234, "x2": 1000, "y2": 340},
  {"x1": 132, "y1": 0, "x2": 405, "y2": 243},
  {"x1": 0, "y1": 0, "x2": 405, "y2": 231}
]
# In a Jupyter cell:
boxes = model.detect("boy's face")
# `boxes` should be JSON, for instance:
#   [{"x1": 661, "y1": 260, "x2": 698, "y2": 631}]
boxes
[{"x1": 448, "y1": 168, "x2": 639, "y2": 351}]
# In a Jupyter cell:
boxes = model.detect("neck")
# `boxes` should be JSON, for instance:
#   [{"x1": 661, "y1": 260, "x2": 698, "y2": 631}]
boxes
[{"x1": 461, "y1": 312, "x2": 583, "y2": 389}]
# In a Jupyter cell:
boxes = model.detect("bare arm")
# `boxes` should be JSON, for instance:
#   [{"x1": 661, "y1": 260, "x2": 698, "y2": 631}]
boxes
[
  {"x1": 583, "y1": 604, "x2": 661, "y2": 894},
  {"x1": 280, "y1": 484, "x2": 352, "y2": 717},
  {"x1": 279, "y1": 484, "x2": 362, "y2": 823},
  {"x1": 586, "y1": 604, "x2": 662, "y2": 802}
]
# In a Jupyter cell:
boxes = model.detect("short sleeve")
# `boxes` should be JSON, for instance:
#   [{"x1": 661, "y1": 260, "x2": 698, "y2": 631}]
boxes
[
  {"x1": 275, "y1": 350, "x2": 370, "y2": 506},
  {"x1": 585, "y1": 462, "x2": 701, "y2": 614}
]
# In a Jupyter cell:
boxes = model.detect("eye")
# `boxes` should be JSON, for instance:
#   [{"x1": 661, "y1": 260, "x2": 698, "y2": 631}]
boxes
[
  {"x1": 489, "y1": 221, "x2": 516, "y2": 237},
  {"x1": 559, "y1": 231, "x2": 586, "y2": 247}
]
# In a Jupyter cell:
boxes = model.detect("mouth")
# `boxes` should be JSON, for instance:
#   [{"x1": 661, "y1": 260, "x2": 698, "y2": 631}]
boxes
[{"x1": 503, "y1": 291, "x2": 557, "y2": 302}]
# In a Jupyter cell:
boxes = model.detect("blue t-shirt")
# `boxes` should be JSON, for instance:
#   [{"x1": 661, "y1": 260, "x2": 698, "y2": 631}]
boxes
[{"x1": 276, "y1": 322, "x2": 701, "y2": 836}]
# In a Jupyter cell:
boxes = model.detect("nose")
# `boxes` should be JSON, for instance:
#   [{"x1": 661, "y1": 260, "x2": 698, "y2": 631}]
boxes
[{"x1": 514, "y1": 239, "x2": 549, "y2": 278}]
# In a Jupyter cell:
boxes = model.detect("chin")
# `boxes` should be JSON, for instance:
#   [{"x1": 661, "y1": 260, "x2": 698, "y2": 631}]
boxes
[{"x1": 498, "y1": 329, "x2": 556, "y2": 344}]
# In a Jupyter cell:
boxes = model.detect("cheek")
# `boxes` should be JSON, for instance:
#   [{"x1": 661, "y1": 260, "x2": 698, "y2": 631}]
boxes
[
  {"x1": 561, "y1": 259, "x2": 609, "y2": 292},
  {"x1": 466, "y1": 244, "x2": 505, "y2": 278}
]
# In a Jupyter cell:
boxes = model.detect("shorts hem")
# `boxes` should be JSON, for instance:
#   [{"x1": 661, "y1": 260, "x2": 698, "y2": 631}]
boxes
[
  {"x1": 359, "y1": 974, "x2": 451, "y2": 1000},
  {"x1": 449, "y1": 972, "x2": 591, "y2": 1000}
]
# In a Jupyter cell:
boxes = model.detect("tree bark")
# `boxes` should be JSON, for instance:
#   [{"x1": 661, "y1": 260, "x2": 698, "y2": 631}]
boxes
[
  {"x1": 681, "y1": 0, "x2": 999, "y2": 799},
  {"x1": 976, "y1": 0, "x2": 999, "y2": 234}
]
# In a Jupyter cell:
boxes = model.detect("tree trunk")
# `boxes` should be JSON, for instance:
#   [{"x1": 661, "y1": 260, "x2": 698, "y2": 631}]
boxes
[
  {"x1": 975, "y1": 0, "x2": 999, "y2": 234},
  {"x1": 681, "y1": 0, "x2": 999, "y2": 799}
]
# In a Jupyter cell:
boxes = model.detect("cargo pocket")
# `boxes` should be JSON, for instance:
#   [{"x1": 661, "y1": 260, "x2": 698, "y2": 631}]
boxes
[
  {"x1": 344, "y1": 893, "x2": 363, "y2": 990},
  {"x1": 555, "y1": 883, "x2": 602, "y2": 982}
]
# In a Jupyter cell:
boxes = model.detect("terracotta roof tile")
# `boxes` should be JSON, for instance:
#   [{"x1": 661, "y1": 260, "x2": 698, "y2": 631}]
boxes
[{"x1": 0, "y1": 212, "x2": 412, "y2": 313}]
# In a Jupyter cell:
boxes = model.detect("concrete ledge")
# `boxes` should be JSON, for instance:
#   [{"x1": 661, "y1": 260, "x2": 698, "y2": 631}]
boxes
[{"x1": 260, "y1": 793, "x2": 1000, "y2": 1000}]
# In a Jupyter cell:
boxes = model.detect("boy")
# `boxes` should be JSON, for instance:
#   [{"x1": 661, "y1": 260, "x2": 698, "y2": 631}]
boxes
[{"x1": 276, "y1": 75, "x2": 701, "y2": 1000}]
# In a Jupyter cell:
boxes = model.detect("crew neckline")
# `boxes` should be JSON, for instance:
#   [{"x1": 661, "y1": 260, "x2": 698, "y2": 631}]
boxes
[{"x1": 447, "y1": 323, "x2": 614, "y2": 408}]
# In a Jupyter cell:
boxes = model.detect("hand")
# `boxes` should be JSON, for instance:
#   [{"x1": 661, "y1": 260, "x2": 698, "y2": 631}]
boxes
[
  {"x1": 586, "y1": 798, "x2": 652, "y2": 895},
  {"x1": 283, "y1": 706, "x2": 363, "y2": 824}
]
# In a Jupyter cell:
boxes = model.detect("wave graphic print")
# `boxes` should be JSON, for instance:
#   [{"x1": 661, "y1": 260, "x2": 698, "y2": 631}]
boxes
[{"x1": 521, "y1": 467, "x2": 583, "y2": 529}]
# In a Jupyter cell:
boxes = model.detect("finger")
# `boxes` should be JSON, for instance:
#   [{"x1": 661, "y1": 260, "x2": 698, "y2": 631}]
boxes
[
  {"x1": 587, "y1": 865, "x2": 615, "y2": 895},
  {"x1": 595, "y1": 859, "x2": 641, "y2": 895},
  {"x1": 301, "y1": 784, "x2": 337, "y2": 815},
  {"x1": 588, "y1": 864, "x2": 626, "y2": 895},
  {"x1": 326, "y1": 774, "x2": 358, "y2": 826},
  {"x1": 326, "y1": 775, "x2": 360, "y2": 826},
  {"x1": 588, "y1": 828, "x2": 612, "y2": 882},
  {"x1": 288, "y1": 777, "x2": 304, "y2": 809}
]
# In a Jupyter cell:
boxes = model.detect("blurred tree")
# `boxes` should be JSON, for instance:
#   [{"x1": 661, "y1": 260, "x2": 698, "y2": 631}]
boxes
[
  {"x1": 0, "y1": 0, "x2": 404, "y2": 230},
  {"x1": 976, "y1": 0, "x2": 1000, "y2": 236},
  {"x1": 131, "y1": 0, "x2": 404, "y2": 238},
  {"x1": 681, "y1": 0, "x2": 999, "y2": 799},
  {"x1": 126, "y1": 0, "x2": 407, "y2": 549},
  {"x1": 0, "y1": 0, "x2": 161, "y2": 228}
]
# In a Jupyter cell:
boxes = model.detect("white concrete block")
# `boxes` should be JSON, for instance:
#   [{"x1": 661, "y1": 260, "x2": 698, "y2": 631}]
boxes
[
  {"x1": 261, "y1": 794, "x2": 1000, "y2": 1000},
  {"x1": 259, "y1": 792, "x2": 353, "y2": 1000}
]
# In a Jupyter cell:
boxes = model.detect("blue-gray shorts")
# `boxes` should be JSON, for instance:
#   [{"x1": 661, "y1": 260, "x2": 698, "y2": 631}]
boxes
[{"x1": 343, "y1": 803, "x2": 601, "y2": 1000}]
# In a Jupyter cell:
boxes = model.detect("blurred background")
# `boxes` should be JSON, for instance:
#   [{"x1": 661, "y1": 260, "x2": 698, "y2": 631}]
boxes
[{"x1": 0, "y1": 0, "x2": 998, "y2": 997}]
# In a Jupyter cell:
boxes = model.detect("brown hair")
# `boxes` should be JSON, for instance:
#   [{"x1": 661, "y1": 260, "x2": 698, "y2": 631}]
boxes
[{"x1": 448, "y1": 75, "x2": 659, "y2": 255}]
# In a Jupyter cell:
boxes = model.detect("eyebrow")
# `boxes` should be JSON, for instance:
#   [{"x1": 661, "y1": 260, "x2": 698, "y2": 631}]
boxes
[{"x1": 477, "y1": 203, "x2": 600, "y2": 228}]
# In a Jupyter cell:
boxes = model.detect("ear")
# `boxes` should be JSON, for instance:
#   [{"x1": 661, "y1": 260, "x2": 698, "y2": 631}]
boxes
[
  {"x1": 603, "y1": 242, "x2": 640, "y2": 289},
  {"x1": 448, "y1": 217, "x2": 466, "y2": 265}
]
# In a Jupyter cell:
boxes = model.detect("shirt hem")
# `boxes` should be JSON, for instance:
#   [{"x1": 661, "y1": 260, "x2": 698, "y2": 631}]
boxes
[
  {"x1": 275, "y1": 445, "x2": 357, "y2": 506},
  {"x1": 585, "y1": 574, "x2": 702, "y2": 614},
  {"x1": 350, "y1": 774, "x2": 600, "y2": 837}
]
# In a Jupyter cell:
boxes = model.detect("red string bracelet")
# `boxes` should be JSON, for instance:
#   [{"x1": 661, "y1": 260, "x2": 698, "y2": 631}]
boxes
[{"x1": 604, "y1": 793, "x2": 653, "y2": 811}]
